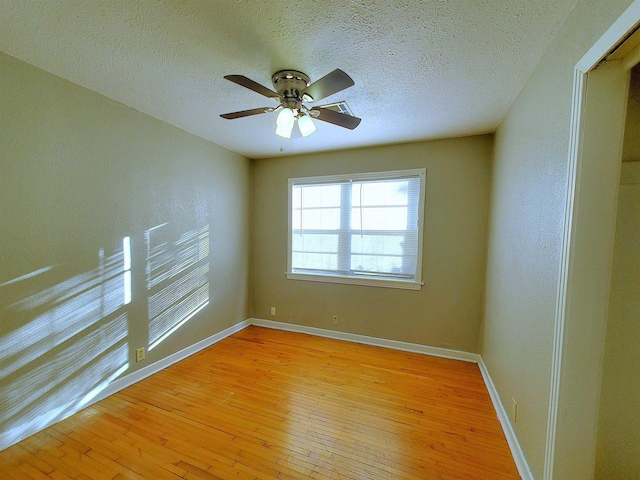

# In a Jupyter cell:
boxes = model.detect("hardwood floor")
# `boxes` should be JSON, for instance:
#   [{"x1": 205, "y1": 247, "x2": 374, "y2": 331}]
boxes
[{"x1": 0, "y1": 326, "x2": 520, "y2": 479}]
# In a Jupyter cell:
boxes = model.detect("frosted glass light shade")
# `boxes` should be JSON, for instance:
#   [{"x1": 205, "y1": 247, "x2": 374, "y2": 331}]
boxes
[
  {"x1": 276, "y1": 108, "x2": 295, "y2": 138},
  {"x1": 298, "y1": 114, "x2": 317, "y2": 137}
]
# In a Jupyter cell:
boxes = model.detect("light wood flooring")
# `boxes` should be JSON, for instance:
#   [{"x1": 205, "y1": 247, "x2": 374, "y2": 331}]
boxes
[{"x1": 0, "y1": 325, "x2": 520, "y2": 479}]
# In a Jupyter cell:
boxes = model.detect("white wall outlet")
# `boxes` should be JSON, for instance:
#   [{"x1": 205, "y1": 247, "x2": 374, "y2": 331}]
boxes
[
  {"x1": 512, "y1": 398, "x2": 518, "y2": 423},
  {"x1": 136, "y1": 347, "x2": 145, "y2": 362},
  {"x1": 270, "y1": 306, "x2": 276, "y2": 316},
  {"x1": 332, "y1": 314, "x2": 339, "y2": 325}
]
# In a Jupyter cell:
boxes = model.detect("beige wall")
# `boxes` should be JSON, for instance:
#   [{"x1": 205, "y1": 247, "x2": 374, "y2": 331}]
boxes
[
  {"x1": 251, "y1": 136, "x2": 492, "y2": 353},
  {"x1": 595, "y1": 140, "x2": 640, "y2": 477},
  {"x1": 0, "y1": 52, "x2": 251, "y2": 448},
  {"x1": 481, "y1": 0, "x2": 636, "y2": 477}
]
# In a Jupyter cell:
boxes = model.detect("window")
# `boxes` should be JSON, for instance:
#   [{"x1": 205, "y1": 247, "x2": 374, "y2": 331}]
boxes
[{"x1": 287, "y1": 169, "x2": 426, "y2": 290}]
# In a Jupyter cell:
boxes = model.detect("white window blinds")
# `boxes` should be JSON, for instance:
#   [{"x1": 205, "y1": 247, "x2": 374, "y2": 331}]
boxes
[{"x1": 288, "y1": 169, "x2": 425, "y2": 289}]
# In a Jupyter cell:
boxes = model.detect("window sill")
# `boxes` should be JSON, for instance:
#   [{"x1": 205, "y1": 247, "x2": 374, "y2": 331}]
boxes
[{"x1": 286, "y1": 272, "x2": 423, "y2": 290}]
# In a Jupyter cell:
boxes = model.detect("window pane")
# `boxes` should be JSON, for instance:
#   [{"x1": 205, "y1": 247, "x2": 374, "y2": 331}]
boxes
[
  {"x1": 292, "y1": 233, "x2": 339, "y2": 254},
  {"x1": 292, "y1": 252, "x2": 338, "y2": 271},
  {"x1": 350, "y1": 254, "x2": 409, "y2": 275},
  {"x1": 292, "y1": 207, "x2": 340, "y2": 230},
  {"x1": 292, "y1": 184, "x2": 341, "y2": 209},
  {"x1": 351, "y1": 234, "x2": 405, "y2": 255},
  {"x1": 351, "y1": 234, "x2": 417, "y2": 275},
  {"x1": 352, "y1": 180, "x2": 409, "y2": 207},
  {"x1": 352, "y1": 206, "x2": 409, "y2": 230}
]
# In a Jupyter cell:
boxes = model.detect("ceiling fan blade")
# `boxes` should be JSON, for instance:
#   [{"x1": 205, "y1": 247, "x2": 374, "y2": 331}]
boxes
[
  {"x1": 224, "y1": 75, "x2": 279, "y2": 99},
  {"x1": 220, "y1": 107, "x2": 274, "y2": 119},
  {"x1": 310, "y1": 107, "x2": 361, "y2": 130},
  {"x1": 302, "y1": 69, "x2": 355, "y2": 102}
]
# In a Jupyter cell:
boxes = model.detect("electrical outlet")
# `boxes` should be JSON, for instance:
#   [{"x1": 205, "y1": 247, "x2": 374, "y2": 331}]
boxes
[
  {"x1": 292, "y1": 309, "x2": 297, "y2": 318},
  {"x1": 271, "y1": 306, "x2": 276, "y2": 316},
  {"x1": 512, "y1": 398, "x2": 518, "y2": 423},
  {"x1": 332, "y1": 314, "x2": 339, "y2": 325},
  {"x1": 136, "y1": 347, "x2": 145, "y2": 362}
]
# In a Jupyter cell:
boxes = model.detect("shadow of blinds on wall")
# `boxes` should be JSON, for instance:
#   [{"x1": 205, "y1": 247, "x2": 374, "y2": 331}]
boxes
[
  {"x1": 0, "y1": 239, "x2": 131, "y2": 450},
  {"x1": 145, "y1": 221, "x2": 209, "y2": 350}
]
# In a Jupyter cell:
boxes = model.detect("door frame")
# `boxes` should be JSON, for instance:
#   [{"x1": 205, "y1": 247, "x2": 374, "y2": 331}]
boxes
[{"x1": 546, "y1": 2, "x2": 640, "y2": 478}]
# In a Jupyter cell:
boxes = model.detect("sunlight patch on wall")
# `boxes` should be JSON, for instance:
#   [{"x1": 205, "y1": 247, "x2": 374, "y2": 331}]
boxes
[
  {"x1": 1, "y1": 315, "x2": 128, "y2": 449},
  {"x1": 0, "y1": 241, "x2": 131, "y2": 450},
  {"x1": 1, "y1": 246, "x2": 129, "y2": 378},
  {"x1": 0, "y1": 266, "x2": 56, "y2": 288},
  {"x1": 123, "y1": 236, "x2": 132, "y2": 305},
  {"x1": 146, "y1": 221, "x2": 210, "y2": 350}
]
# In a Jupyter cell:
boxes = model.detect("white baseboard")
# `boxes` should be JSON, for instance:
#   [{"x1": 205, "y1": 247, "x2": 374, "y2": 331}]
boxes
[
  {"x1": 98, "y1": 319, "x2": 251, "y2": 399},
  {"x1": 251, "y1": 318, "x2": 532, "y2": 479},
  {"x1": 478, "y1": 357, "x2": 533, "y2": 480},
  {"x1": 2, "y1": 315, "x2": 532, "y2": 480},
  {"x1": 250, "y1": 318, "x2": 480, "y2": 363},
  {"x1": 0, "y1": 319, "x2": 251, "y2": 452}
]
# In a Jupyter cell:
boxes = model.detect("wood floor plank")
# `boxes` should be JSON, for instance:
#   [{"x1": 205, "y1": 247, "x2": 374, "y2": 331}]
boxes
[{"x1": 1, "y1": 326, "x2": 520, "y2": 479}]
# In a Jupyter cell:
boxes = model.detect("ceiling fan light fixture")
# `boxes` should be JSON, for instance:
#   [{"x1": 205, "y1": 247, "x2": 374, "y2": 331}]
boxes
[
  {"x1": 275, "y1": 107, "x2": 295, "y2": 138},
  {"x1": 222, "y1": 69, "x2": 361, "y2": 139},
  {"x1": 298, "y1": 113, "x2": 317, "y2": 137}
]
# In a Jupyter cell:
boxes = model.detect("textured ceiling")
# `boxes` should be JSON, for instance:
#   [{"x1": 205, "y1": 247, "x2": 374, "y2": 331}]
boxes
[{"x1": 0, "y1": 1, "x2": 578, "y2": 159}]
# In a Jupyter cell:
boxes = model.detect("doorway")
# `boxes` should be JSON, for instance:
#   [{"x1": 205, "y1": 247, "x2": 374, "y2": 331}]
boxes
[
  {"x1": 547, "y1": 5, "x2": 640, "y2": 479},
  {"x1": 594, "y1": 63, "x2": 640, "y2": 479}
]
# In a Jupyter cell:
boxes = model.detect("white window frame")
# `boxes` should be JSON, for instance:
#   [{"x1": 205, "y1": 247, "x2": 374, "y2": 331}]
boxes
[{"x1": 287, "y1": 168, "x2": 426, "y2": 290}]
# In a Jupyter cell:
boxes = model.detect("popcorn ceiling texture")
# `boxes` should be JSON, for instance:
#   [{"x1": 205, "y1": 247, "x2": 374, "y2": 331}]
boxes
[{"x1": 0, "y1": 0, "x2": 578, "y2": 158}]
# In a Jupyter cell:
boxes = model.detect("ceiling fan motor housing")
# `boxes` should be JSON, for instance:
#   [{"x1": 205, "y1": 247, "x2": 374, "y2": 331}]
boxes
[{"x1": 272, "y1": 70, "x2": 311, "y2": 110}]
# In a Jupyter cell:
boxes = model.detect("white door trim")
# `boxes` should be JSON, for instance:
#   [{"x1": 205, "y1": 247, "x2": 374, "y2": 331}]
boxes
[{"x1": 546, "y1": 3, "x2": 640, "y2": 478}]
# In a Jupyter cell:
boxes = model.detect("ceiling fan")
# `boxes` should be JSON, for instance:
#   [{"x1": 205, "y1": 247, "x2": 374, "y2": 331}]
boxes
[{"x1": 220, "y1": 69, "x2": 361, "y2": 138}]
